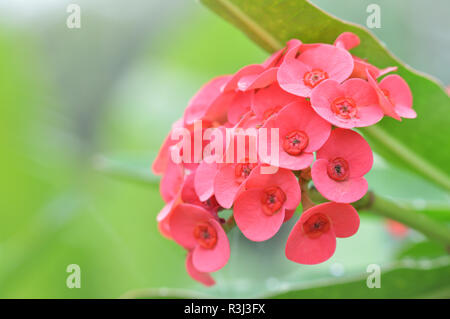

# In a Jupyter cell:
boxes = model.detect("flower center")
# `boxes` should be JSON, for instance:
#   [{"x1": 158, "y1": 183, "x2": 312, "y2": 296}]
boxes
[
  {"x1": 234, "y1": 159, "x2": 257, "y2": 184},
  {"x1": 303, "y1": 69, "x2": 329, "y2": 88},
  {"x1": 193, "y1": 221, "x2": 218, "y2": 249},
  {"x1": 283, "y1": 130, "x2": 309, "y2": 156},
  {"x1": 327, "y1": 157, "x2": 350, "y2": 181},
  {"x1": 303, "y1": 213, "x2": 330, "y2": 239},
  {"x1": 331, "y1": 97, "x2": 357, "y2": 119},
  {"x1": 261, "y1": 186, "x2": 286, "y2": 216}
]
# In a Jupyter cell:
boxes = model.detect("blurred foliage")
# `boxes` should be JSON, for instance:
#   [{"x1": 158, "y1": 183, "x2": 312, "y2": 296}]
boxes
[{"x1": 0, "y1": 0, "x2": 448, "y2": 298}]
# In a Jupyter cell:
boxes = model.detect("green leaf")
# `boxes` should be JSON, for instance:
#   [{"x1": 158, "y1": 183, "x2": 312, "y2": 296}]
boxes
[
  {"x1": 200, "y1": 0, "x2": 450, "y2": 191},
  {"x1": 268, "y1": 257, "x2": 450, "y2": 298},
  {"x1": 122, "y1": 256, "x2": 450, "y2": 299}
]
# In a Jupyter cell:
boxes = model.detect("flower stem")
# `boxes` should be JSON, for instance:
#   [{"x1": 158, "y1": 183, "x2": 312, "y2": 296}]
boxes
[
  {"x1": 300, "y1": 179, "x2": 315, "y2": 211},
  {"x1": 223, "y1": 215, "x2": 236, "y2": 233},
  {"x1": 367, "y1": 194, "x2": 450, "y2": 246}
]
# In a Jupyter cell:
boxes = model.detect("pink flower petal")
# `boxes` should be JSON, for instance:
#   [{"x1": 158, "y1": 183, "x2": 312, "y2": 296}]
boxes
[
  {"x1": 181, "y1": 173, "x2": 198, "y2": 203},
  {"x1": 284, "y1": 209, "x2": 295, "y2": 222},
  {"x1": 311, "y1": 79, "x2": 383, "y2": 128},
  {"x1": 195, "y1": 160, "x2": 218, "y2": 201},
  {"x1": 227, "y1": 91, "x2": 252, "y2": 124},
  {"x1": 160, "y1": 159, "x2": 184, "y2": 203},
  {"x1": 285, "y1": 214, "x2": 336, "y2": 265},
  {"x1": 274, "y1": 100, "x2": 332, "y2": 153},
  {"x1": 297, "y1": 44, "x2": 354, "y2": 82},
  {"x1": 152, "y1": 119, "x2": 183, "y2": 175},
  {"x1": 262, "y1": 39, "x2": 302, "y2": 68},
  {"x1": 186, "y1": 251, "x2": 215, "y2": 286},
  {"x1": 366, "y1": 70, "x2": 401, "y2": 120},
  {"x1": 152, "y1": 133, "x2": 172, "y2": 175},
  {"x1": 234, "y1": 189, "x2": 286, "y2": 241},
  {"x1": 169, "y1": 204, "x2": 212, "y2": 249},
  {"x1": 204, "y1": 90, "x2": 235, "y2": 125},
  {"x1": 278, "y1": 55, "x2": 313, "y2": 97},
  {"x1": 316, "y1": 128, "x2": 373, "y2": 178},
  {"x1": 318, "y1": 202, "x2": 360, "y2": 238},
  {"x1": 334, "y1": 32, "x2": 360, "y2": 50},
  {"x1": 184, "y1": 75, "x2": 231, "y2": 125},
  {"x1": 395, "y1": 105, "x2": 417, "y2": 119},
  {"x1": 157, "y1": 197, "x2": 179, "y2": 239},
  {"x1": 192, "y1": 219, "x2": 230, "y2": 272},
  {"x1": 278, "y1": 44, "x2": 353, "y2": 98},
  {"x1": 312, "y1": 159, "x2": 369, "y2": 203},
  {"x1": 251, "y1": 83, "x2": 300, "y2": 121},
  {"x1": 351, "y1": 56, "x2": 397, "y2": 80},
  {"x1": 238, "y1": 67, "x2": 278, "y2": 91},
  {"x1": 245, "y1": 166, "x2": 301, "y2": 210},
  {"x1": 379, "y1": 74, "x2": 416, "y2": 119},
  {"x1": 286, "y1": 202, "x2": 359, "y2": 264},
  {"x1": 214, "y1": 164, "x2": 244, "y2": 209},
  {"x1": 277, "y1": 150, "x2": 315, "y2": 171},
  {"x1": 222, "y1": 64, "x2": 265, "y2": 92}
]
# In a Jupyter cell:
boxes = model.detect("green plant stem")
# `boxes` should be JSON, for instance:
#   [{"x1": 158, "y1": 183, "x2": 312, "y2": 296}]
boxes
[
  {"x1": 223, "y1": 215, "x2": 236, "y2": 233},
  {"x1": 363, "y1": 126, "x2": 450, "y2": 192},
  {"x1": 368, "y1": 195, "x2": 450, "y2": 246},
  {"x1": 300, "y1": 179, "x2": 315, "y2": 211},
  {"x1": 310, "y1": 188, "x2": 450, "y2": 246}
]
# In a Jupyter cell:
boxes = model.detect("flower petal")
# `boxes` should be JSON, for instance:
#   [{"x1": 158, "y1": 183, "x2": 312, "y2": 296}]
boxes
[
  {"x1": 285, "y1": 215, "x2": 336, "y2": 265},
  {"x1": 311, "y1": 79, "x2": 383, "y2": 128},
  {"x1": 169, "y1": 204, "x2": 212, "y2": 249},
  {"x1": 278, "y1": 55, "x2": 312, "y2": 97},
  {"x1": 366, "y1": 70, "x2": 401, "y2": 120},
  {"x1": 251, "y1": 83, "x2": 299, "y2": 120},
  {"x1": 160, "y1": 159, "x2": 184, "y2": 203},
  {"x1": 192, "y1": 219, "x2": 230, "y2": 272},
  {"x1": 186, "y1": 251, "x2": 215, "y2": 286},
  {"x1": 228, "y1": 91, "x2": 252, "y2": 125},
  {"x1": 195, "y1": 160, "x2": 218, "y2": 202},
  {"x1": 316, "y1": 128, "x2": 373, "y2": 178},
  {"x1": 238, "y1": 67, "x2": 278, "y2": 91},
  {"x1": 184, "y1": 75, "x2": 231, "y2": 125},
  {"x1": 214, "y1": 164, "x2": 244, "y2": 209},
  {"x1": 234, "y1": 189, "x2": 286, "y2": 241},
  {"x1": 274, "y1": 100, "x2": 331, "y2": 153},
  {"x1": 245, "y1": 166, "x2": 301, "y2": 210},
  {"x1": 334, "y1": 32, "x2": 360, "y2": 50},
  {"x1": 379, "y1": 74, "x2": 416, "y2": 119},
  {"x1": 312, "y1": 159, "x2": 368, "y2": 203},
  {"x1": 297, "y1": 44, "x2": 353, "y2": 83},
  {"x1": 316, "y1": 202, "x2": 360, "y2": 238}
]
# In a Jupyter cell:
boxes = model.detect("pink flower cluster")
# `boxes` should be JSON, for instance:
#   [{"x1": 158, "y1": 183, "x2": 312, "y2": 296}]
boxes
[{"x1": 152, "y1": 32, "x2": 416, "y2": 286}]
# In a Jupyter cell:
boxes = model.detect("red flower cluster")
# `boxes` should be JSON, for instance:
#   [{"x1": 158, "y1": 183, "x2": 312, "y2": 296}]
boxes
[{"x1": 152, "y1": 32, "x2": 416, "y2": 286}]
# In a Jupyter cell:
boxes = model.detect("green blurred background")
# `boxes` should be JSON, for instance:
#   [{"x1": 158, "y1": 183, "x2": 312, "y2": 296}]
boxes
[{"x1": 0, "y1": 0, "x2": 448, "y2": 298}]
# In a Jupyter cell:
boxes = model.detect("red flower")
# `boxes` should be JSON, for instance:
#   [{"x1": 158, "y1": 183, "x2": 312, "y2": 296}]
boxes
[
  {"x1": 285, "y1": 202, "x2": 359, "y2": 264},
  {"x1": 278, "y1": 42, "x2": 354, "y2": 97},
  {"x1": 233, "y1": 166, "x2": 301, "y2": 241},
  {"x1": 170, "y1": 204, "x2": 230, "y2": 272},
  {"x1": 260, "y1": 100, "x2": 331, "y2": 170},
  {"x1": 312, "y1": 128, "x2": 373, "y2": 203},
  {"x1": 367, "y1": 71, "x2": 416, "y2": 120},
  {"x1": 185, "y1": 250, "x2": 215, "y2": 287},
  {"x1": 310, "y1": 78, "x2": 383, "y2": 128}
]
